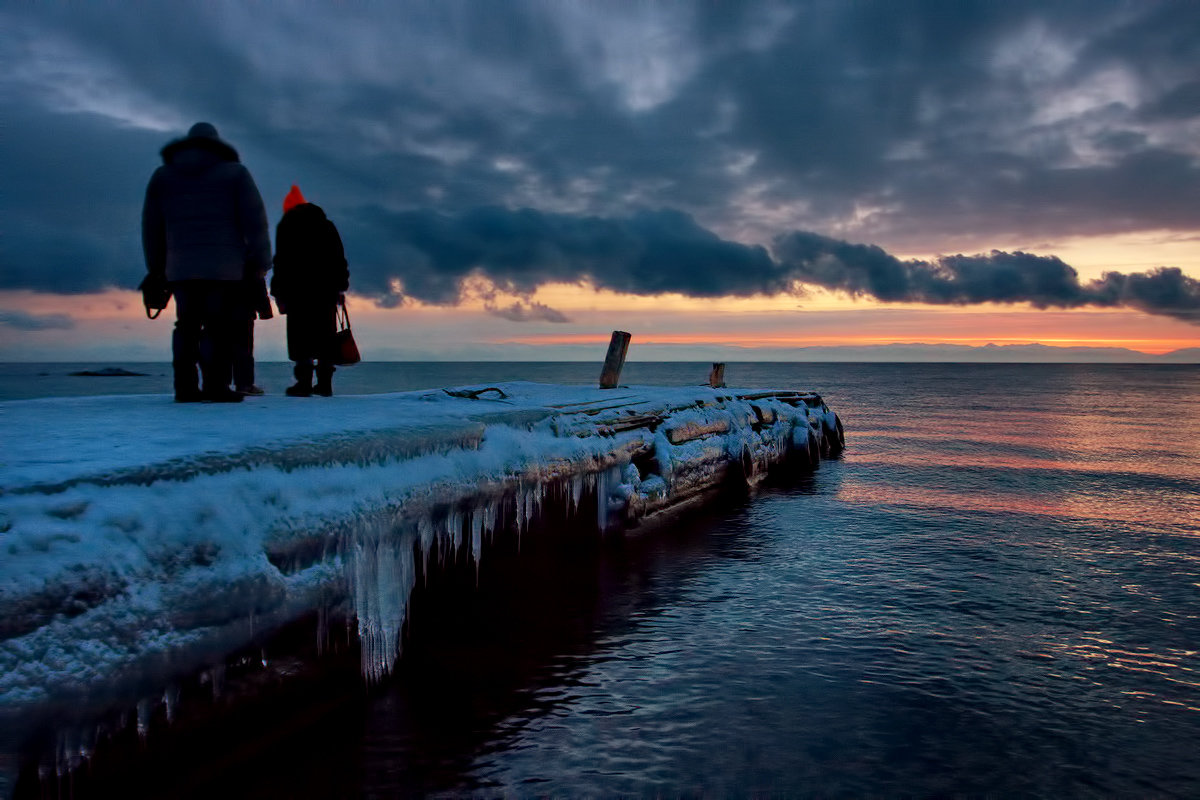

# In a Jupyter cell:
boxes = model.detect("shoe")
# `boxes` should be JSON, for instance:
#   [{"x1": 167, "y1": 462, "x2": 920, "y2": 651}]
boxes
[
  {"x1": 285, "y1": 383, "x2": 312, "y2": 397},
  {"x1": 203, "y1": 387, "x2": 245, "y2": 403},
  {"x1": 175, "y1": 389, "x2": 204, "y2": 403},
  {"x1": 237, "y1": 384, "x2": 265, "y2": 396},
  {"x1": 313, "y1": 382, "x2": 333, "y2": 397}
]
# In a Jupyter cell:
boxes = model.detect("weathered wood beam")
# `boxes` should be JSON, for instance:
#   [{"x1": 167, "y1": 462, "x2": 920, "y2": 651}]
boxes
[
  {"x1": 599, "y1": 331, "x2": 632, "y2": 389},
  {"x1": 709, "y1": 363, "x2": 726, "y2": 388},
  {"x1": 665, "y1": 418, "x2": 732, "y2": 445}
]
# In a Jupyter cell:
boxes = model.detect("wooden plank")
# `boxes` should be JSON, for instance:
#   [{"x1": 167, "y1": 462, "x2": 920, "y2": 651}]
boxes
[
  {"x1": 665, "y1": 418, "x2": 731, "y2": 445},
  {"x1": 547, "y1": 395, "x2": 636, "y2": 409}
]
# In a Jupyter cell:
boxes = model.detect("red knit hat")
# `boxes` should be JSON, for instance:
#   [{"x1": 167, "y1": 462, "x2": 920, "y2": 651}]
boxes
[{"x1": 283, "y1": 184, "x2": 306, "y2": 213}]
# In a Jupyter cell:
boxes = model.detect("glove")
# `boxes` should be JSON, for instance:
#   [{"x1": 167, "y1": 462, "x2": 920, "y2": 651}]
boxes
[
  {"x1": 138, "y1": 273, "x2": 171, "y2": 319},
  {"x1": 254, "y1": 278, "x2": 274, "y2": 320}
]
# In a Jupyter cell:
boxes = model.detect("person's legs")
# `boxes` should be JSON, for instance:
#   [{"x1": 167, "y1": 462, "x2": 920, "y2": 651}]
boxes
[
  {"x1": 286, "y1": 309, "x2": 315, "y2": 396},
  {"x1": 233, "y1": 282, "x2": 264, "y2": 394},
  {"x1": 233, "y1": 317, "x2": 259, "y2": 393},
  {"x1": 287, "y1": 360, "x2": 314, "y2": 396},
  {"x1": 170, "y1": 283, "x2": 203, "y2": 401},
  {"x1": 314, "y1": 362, "x2": 335, "y2": 396},
  {"x1": 313, "y1": 302, "x2": 338, "y2": 396},
  {"x1": 198, "y1": 282, "x2": 241, "y2": 402}
]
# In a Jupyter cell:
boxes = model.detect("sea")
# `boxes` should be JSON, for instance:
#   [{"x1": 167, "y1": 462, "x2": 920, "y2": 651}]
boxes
[{"x1": 4, "y1": 361, "x2": 1200, "y2": 797}]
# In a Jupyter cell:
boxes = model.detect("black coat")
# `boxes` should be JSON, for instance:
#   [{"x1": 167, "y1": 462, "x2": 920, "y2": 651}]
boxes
[
  {"x1": 271, "y1": 203, "x2": 349, "y2": 307},
  {"x1": 142, "y1": 135, "x2": 271, "y2": 282}
]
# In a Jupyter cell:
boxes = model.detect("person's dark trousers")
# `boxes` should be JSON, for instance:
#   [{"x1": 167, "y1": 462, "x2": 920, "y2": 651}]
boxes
[
  {"x1": 286, "y1": 299, "x2": 337, "y2": 396},
  {"x1": 171, "y1": 280, "x2": 241, "y2": 399},
  {"x1": 233, "y1": 317, "x2": 256, "y2": 390}
]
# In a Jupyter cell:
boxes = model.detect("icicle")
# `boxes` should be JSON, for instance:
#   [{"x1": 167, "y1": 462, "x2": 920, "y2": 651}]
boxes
[
  {"x1": 470, "y1": 507, "x2": 483, "y2": 573},
  {"x1": 78, "y1": 727, "x2": 94, "y2": 764},
  {"x1": 418, "y1": 515, "x2": 435, "y2": 580},
  {"x1": 536, "y1": 480, "x2": 546, "y2": 509},
  {"x1": 483, "y1": 499, "x2": 497, "y2": 540},
  {"x1": 571, "y1": 473, "x2": 584, "y2": 513},
  {"x1": 447, "y1": 509, "x2": 463, "y2": 555},
  {"x1": 350, "y1": 534, "x2": 416, "y2": 682},
  {"x1": 163, "y1": 685, "x2": 180, "y2": 724},
  {"x1": 596, "y1": 468, "x2": 610, "y2": 531},
  {"x1": 211, "y1": 663, "x2": 226, "y2": 700},
  {"x1": 56, "y1": 728, "x2": 79, "y2": 777},
  {"x1": 136, "y1": 698, "x2": 152, "y2": 739},
  {"x1": 515, "y1": 487, "x2": 528, "y2": 535}
]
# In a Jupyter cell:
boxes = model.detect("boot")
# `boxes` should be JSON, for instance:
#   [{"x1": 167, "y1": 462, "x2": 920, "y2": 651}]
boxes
[
  {"x1": 286, "y1": 362, "x2": 313, "y2": 397},
  {"x1": 314, "y1": 364, "x2": 335, "y2": 397},
  {"x1": 173, "y1": 361, "x2": 202, "y2": 402}
]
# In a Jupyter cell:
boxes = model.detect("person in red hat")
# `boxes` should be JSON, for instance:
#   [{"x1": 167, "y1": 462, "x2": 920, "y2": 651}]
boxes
[{"x1": 271, "y1": 185, "x2": 350, "y2": 396}]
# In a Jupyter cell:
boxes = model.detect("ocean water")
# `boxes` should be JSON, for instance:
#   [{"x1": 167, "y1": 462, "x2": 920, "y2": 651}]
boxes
[{"x1": 6, "y1": 362, "x2": 1200, "y2": 796}]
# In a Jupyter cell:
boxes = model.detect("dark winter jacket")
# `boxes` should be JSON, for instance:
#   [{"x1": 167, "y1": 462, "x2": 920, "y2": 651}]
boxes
[
  {"x1": 271, "y1": 203, "x2": 349, "y2": 308},
  {"x1": 142, "y1": 133, "x2": 271, "y2": 283}
]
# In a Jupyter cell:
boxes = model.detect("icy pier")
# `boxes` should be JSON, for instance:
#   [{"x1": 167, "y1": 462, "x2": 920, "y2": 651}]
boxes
[{"x1": 0, "y1": 381, "x2": 842, "y2": 777}]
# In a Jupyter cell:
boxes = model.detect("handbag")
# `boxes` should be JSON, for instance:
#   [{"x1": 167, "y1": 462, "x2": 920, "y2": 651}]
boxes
[
  {"x1": 333, "y1": 300, "x2": 361, "y2": 365},
  {"x1": 138, "y1": 273, "x2": 172, "y2": 319}
]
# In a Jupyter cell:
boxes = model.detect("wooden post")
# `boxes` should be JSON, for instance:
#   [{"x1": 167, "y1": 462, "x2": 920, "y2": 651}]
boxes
[
  {"x1": 598, "y1": 331, "x2": 631, "y2": 389},
  {"x1": 708, "y1": 362, "x2": 726, "y2": 388}
]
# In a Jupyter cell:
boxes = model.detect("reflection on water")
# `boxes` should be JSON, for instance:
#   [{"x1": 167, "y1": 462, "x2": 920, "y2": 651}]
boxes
[
  {"x1": 835, "y1": 480, "x2": 1200, "y2": 529},
  {"x1": 413, "y1": 364, "x2": 1200, "y2": 796}
]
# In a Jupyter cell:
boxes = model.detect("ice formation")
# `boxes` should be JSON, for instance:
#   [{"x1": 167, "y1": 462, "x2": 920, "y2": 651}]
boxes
[{"x1": 0, "y1": 381, "x2": 842, "y2": 778}]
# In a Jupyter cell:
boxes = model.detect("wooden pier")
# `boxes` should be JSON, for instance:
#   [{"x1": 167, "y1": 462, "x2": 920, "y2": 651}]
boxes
[{"x1": 1, "y1": 377, "x2": 844, "y2": 791}]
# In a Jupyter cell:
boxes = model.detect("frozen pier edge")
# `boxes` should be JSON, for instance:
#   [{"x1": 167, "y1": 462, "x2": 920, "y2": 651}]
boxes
[{"x1": 0, "y1": 381, "x2": 842, "y2": 768}]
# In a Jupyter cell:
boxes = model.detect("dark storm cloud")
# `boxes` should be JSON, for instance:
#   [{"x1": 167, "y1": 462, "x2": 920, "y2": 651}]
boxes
[
  {"x1": 1139, "y1": 81, "x2": 1200, "y2": 121},
  {"x1": 0, "y1": 101, "x2": 161, "y2": 293},
  {"x1": 774, "y1": 231, "x2": 1200, "y2": 323},
  {"x1": 0, "y1": 310, "x2": 76, "y2": 331},
  {"x1": 1, "y1": 1, "x2": 1197, "y2": 300},
  {"x1": 346, "y1": 206, "x2": 780, "y2": 302},
  {"x1": 350, "y1": 205, "x2": 1200, "y2": 323}
]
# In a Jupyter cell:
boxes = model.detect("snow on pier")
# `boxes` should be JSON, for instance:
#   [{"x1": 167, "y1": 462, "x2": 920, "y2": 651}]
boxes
[{"x1": 0, "y1": 382, "x2": 842, "y2": 752}]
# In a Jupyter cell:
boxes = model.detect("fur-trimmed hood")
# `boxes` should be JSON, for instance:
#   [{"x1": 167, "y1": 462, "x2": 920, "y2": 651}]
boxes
[
  {"x1": 160, "y1": 122, "x2": 239, "y2": 166},
  {"x1": 143, "y1": 121, "x2": 271, "y2": 283}
]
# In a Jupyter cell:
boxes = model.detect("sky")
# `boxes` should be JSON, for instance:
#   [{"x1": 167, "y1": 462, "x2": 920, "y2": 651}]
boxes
[{"x1": 1, "y1": 0, "x2": 1198, "y2": 362}]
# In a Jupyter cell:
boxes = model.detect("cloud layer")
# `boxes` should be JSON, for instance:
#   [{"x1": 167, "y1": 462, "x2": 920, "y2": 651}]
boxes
[
  {"x1": 1, "y1": 1, "x2": 1197, "y2": 320},
  {"x1": 774, "y1": 232, "x2": 1200, "y2": 322},
  {"x1": 348, "y1": 206, "x2": 1197, "y2": 323}
]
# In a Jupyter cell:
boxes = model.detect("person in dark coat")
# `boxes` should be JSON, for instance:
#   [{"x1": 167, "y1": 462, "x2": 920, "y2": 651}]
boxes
[
  {"x1": 142, "y1": 122, "x2": 272, "y2": 402},
  {"x1": 271, "y1": 185, "x2": 349, "y2": 397}
]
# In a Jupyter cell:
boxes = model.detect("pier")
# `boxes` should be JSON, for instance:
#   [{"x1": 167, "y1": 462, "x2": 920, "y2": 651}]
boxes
[{"x1": 1, "y1": 378, "x2": 843, "y2": 789}]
